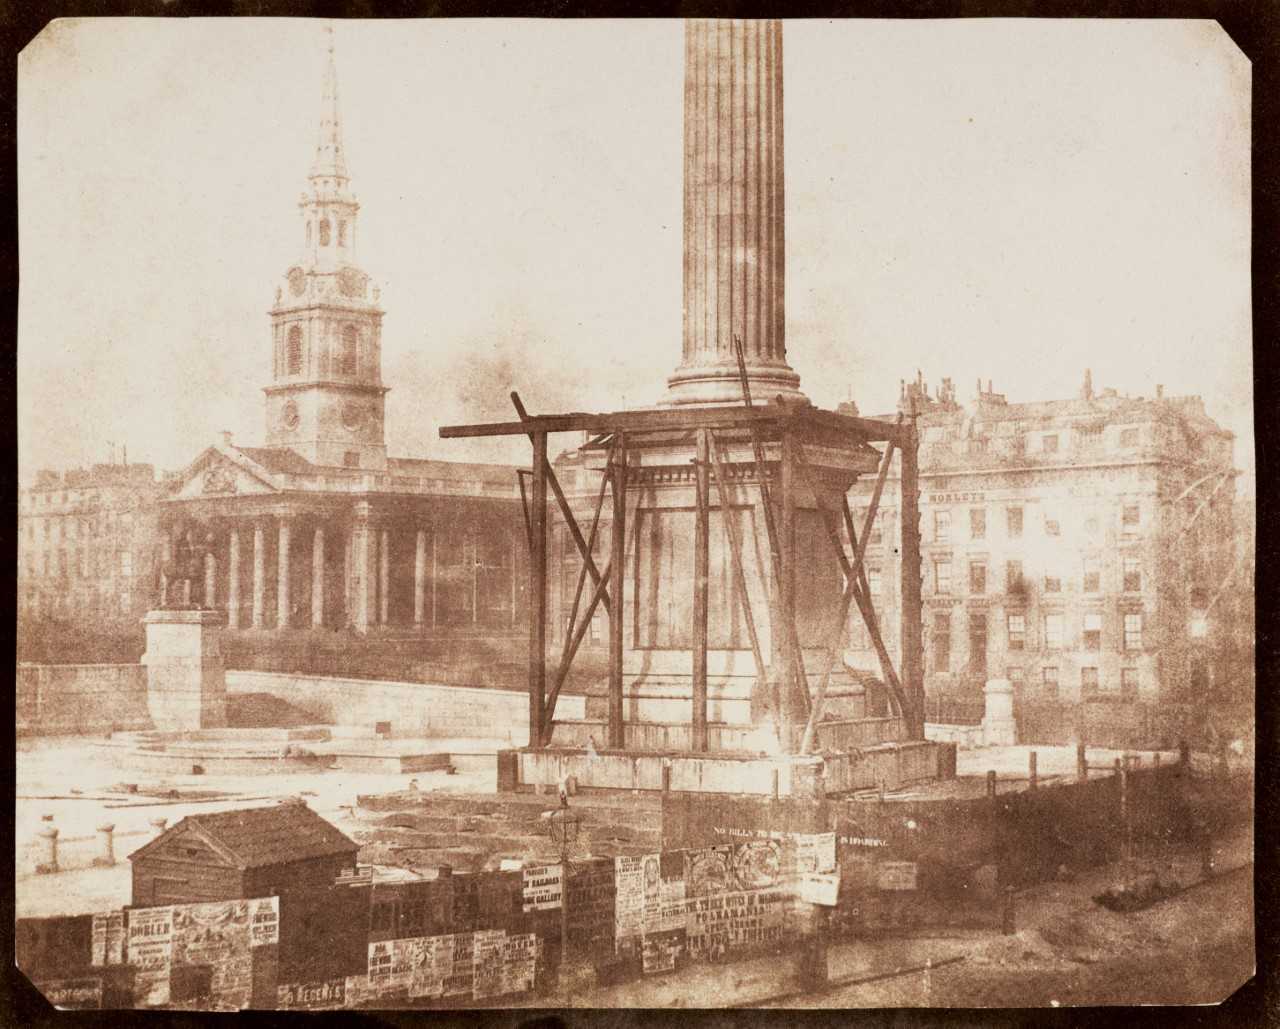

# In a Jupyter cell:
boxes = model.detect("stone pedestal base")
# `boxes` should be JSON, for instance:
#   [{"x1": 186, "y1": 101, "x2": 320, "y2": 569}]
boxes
[
  {"x1": 982, "y1": 679, "x2": 1017, "y2": 747},
  {"x1": 141, "y1": 609, "x2": 227, "y2": 731}
]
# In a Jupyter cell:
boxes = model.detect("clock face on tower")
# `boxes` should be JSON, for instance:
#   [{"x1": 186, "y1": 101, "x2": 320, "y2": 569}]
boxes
[
  {"x1": 338, "y1": 268, "x2": 365, "y2": 299},
  {"x1": 341, "y1": 401, "x2": 365, "y2": 431},
  {"x1": 287, "y1": 267, "x2": 305, "y2": 297},
  {"x1": 281, "y1": 400, "x2": 300, "y2": 430}
]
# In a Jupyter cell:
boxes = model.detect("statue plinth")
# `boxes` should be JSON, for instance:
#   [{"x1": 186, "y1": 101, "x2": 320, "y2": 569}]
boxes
[
  {"x1": 141, "y1": 609, "x2": 227, "y2": 731},
  {"x1": 572, "y1": 424, "x2": 883, "y2": 752}
]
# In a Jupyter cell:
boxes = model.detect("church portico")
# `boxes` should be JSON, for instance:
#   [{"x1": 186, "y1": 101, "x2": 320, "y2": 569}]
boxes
[{"x1": 154, "y1": 37, "x2": 529, "y2": 655}]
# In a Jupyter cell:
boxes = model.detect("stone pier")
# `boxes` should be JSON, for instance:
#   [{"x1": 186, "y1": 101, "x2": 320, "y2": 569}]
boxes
[{"x1": 140, "y1": 609, "x2": 227, "y2": 731}]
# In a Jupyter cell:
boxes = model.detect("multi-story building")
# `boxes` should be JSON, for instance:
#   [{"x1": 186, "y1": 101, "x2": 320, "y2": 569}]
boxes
[
  {"x1": 17, "y1": 462, "x2": 169, "y2": 660},
  {"x1": 844, "y1": 371, "x2": 1239, "y2": 721}
]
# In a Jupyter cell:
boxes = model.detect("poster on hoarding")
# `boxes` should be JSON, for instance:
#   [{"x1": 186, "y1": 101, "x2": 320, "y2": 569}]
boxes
[
  {"x1": 127, "y1": 906, "x2": 174, "y2": 1008},
  {"x1": 171, "y1": 899, "x2": 253, "y2": 1011},
  {"x1": 248, "y1": 896, "x2": 279, "y2": 947},
  {"x1": 408, "y1": 935, "x2": 450, "y2": 1001},
  {"x1": 37, "y1": 976, "x2": 103, "y2": 1010},
  {"x1": 685, "y1": 889, "x2": 794, "y2": 960},
  {"x1": 877, "y1": 861, "x2": 919, "y2": 891},
  {"x1": 641, "y1": 929, "x2": 684, "y2": 974},
  {"x1": 521, "y1": 864, "x2": 563, "y2": 912},
  {"x1": 614, "y1": 855, "x2": 647, "y2": 951},
  {"x1": 91, "y1": 911, "x2": 124, "y2": 966},
  {"x1": 684, "y1": 846, "x2": 734, "y2": 897},
  {"x1": 277, "y1": 978, "x2": 347, "y2": 1010},
  {"x1": 471, "y1": 929, "x2": 507, "y2": 1000},
  {"x1": 501, "y1": 933, "x2": 538, "y2": 996},
  {"x1": 794, "y1": 832, "x2": 838, "y2": 875},
  {"x1": 441, "y1": 931, "x2": 475, "y2": 999},
  {"x1": 731, "y1": 840, "x2": 784, "y2": 890},
  {"x1": 797, "y1": 870, "x2": 842, "y2": 906}
]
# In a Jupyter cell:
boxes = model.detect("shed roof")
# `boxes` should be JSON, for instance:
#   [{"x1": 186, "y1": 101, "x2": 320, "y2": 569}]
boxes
[{"x1": 128, "y1": 802, "x2": 357, "y2": 870}]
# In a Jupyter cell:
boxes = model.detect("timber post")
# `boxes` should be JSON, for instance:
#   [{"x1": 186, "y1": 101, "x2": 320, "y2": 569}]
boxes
[
  {"x1": 608, "y1": 435, "x2": 626, "y2": 749},
  {"x1": 899, "y1": 414, "x2": 924, "y2": 738},
  {"x1": 529, "y1": 430, "x2": 548, "y2": 749},
  {"x1": 692, "y1": 429, "x2": 710, "y2": 751}
]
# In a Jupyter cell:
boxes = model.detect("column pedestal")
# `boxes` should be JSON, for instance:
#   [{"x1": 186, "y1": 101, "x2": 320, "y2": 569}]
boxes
[
  {"x1": 982, "y1": 679, "x2": 1017, "y2": 747},
  {"x1": 140, "y1": 609, "x2": 227, "y2": 731}
]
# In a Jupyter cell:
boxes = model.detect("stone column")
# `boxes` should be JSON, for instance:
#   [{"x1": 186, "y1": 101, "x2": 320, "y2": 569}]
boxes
[
  {"x1": 982, "y1": 679, "x2": 1017, "y2": 747},
  {"x1": 379, "y1": 528, "x2": 391, "y2": 624},
  {"x1": 414, "y1": 528, "x2": 428, "y2": 625},
  {"x1": 666, "y1": 19, "x2": 804, "y2": 407},
  {"x1": 343, "y1": 529, "x2": 354, "y2": 628},
  {"x1": 227, "y1": 528, "x2": 241, "y2": 629},
  {"x1": 352, "y1": 506, "x2": 374, "y2": 633},
  {"x1": 312, "y1": 525, "x2": 326, "y2": 628},
  {"x1": 203, "y1": 551, "x2": 216, "y2": 610},
  {"x1": 252, "y1": 521, "x2": 266, "y2": 629},
  {"x1": 277, "y1": 517, "x2": 292, "y2": 628},
  {"x1": 35, "y1": 826, "x2": 59, "y2": 874},
  {"x1": 94, "y1": 823, "x2": 116, "y2": 867}
]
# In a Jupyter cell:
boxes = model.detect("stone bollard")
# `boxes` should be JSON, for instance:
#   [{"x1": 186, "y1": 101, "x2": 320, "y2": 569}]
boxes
[
  {"x1": 94, "y1": 823, "x2": 116, "y2": 867},
  {"x1": 35, "y1": 826, "x2": 59, "y2": 874},
  {"x1": 1029, "y1": 751, "x2": 1038, "y2": 790},
  {"x1": 986, "y1": 770, "x2": 997, "y2": 799},
  {"x1": 1077, "y1": 742, "x2": 1087, "y2": 782}
]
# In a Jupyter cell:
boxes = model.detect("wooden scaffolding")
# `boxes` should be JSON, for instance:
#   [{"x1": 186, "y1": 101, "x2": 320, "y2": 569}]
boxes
[{"x1": 440, "y1": 392, "x2": 924, "y2": 754}]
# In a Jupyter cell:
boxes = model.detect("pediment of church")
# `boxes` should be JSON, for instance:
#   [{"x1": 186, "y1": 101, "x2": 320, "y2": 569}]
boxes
[{"x1": 171, "y1": 448, "x2": 278, "y2": 500}]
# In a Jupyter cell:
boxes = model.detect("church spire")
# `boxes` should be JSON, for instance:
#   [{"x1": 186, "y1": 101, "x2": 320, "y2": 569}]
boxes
[{"x1": 310, "y1": 26, "x2": 348, "y2": 184}]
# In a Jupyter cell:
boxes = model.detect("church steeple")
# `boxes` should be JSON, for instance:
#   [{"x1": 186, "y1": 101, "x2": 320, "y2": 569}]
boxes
[
  {"x1": 265, "y1": 29, "x2": 388, "y2": 472},
  {"x1": 310, "y1": 29, "x2": 348, "y2": 185}
]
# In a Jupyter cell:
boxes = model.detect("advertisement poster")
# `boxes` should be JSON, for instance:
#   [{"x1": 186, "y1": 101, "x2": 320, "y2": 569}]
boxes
[
  {"x1": 471, "y1": 929, "x2": 507, "y2": 1000},
  {"x1": 614, "y1": 855, "x2": 646, "y2": 952},
  {"x1": 731, "y1": 840, "x2": 784, "y2": 891},
  {"x1": 36, "y1": 977, "x2": 103, "y2": 1010},
  {"x1": 501, "y1": 933, "x2": 538, "y2": 996},
  {"x1": 685, "y1": 846, "x2": 734, "y2": 897},
  {"x1": 90, "y1": 911, "x2": 124, "y2": 967},
  {"x1": 277, "y1": 978, "x2": 347, "y2": 1010},
  {"x1": 521, "y1": 864, "x2": 563, "y2": 912},
  {"x1": 797, "y1": 870, "x2": 842, "y2": 906},
  {"x1": 248, "y1": 896, "x2": 279, "y2": 947},
  {"x1": 794, "y1": 833, "x2": 838, "y2": 875},
  {"x1": 685, "y1": 889, "x2": 794, "y2": 959},
  {"x1": 127, "y1": 906, "x2": 174, "y2": 1008},
  {"x1": 343, "y1": 973, "x2": 376, "y2": 1009},
  {"x1": 877, "y1": 861, "x2": 919, "y2": 891},
  {"x1": 171, "y1": 899, "x2": 253, "y2": 1010},
  {"x1": 565, "y1": 861, "x2": 616, "y2": 952},
  {"x1": 441, "y1": 931, "x2": 475, "y2": 998},
  {"x1": 640, "y1": 854, "x2": 663, "y2": 933},
  {"x1": 408, "y1": 935, "x2": 450, "y2": 1001}
]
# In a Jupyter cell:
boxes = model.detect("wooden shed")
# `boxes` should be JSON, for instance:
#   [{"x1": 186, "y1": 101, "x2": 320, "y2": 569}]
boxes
[{"x1": 127, "y1": 801, "x2": 359, "y2": 908}]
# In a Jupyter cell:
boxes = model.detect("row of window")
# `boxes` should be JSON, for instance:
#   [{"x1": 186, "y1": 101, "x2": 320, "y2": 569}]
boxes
[
  {"x1": 23, "y1": 588, "x2": 134, "y2": 619},
  {"x1": 23, "y1": 512, "x2": 135, "y2": 542},
  {"x1": 22, "y1": 548, "x2": 138, "y2": 579},
  {"x1": 282, "y1": 324, "x2": 361, "y2": 378},
  {"x1": 932, "y1": 555, "x2": 1143, "y2": 596},
  {"x1": 931, "y1": 503, "x2": 1141, "y2": 544},
  {"x1": 1012, "y1": 665, "x2": 1142, "y2": 697},
  {"x1": 930, "y1": 610, "x2": 1144, "y2": 670},
  {"x1": 925, "y1": 425, "x2": 1144, "y2": 454}
]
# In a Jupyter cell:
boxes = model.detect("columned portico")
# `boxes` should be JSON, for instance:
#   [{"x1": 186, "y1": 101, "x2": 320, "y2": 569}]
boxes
[
  {"x1": 252, "y1": 521, "x2": 266, "y2": 629},
  {"x1": 277, "y1": 516, "x2": 293, "y2": 628},
  {"x1": 312, "y1": 525, "x2": 325, "y2": 628},
  {"x1": 414, "y1": 528, "x2": 428, "y2": 624},
  {"x1": 227, "y1": 527, "x2": 241, "y2": 629}
]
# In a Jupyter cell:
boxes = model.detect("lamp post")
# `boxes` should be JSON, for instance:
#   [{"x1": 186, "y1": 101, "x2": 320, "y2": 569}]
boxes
[{"x1": 544, "y1": 804, "x2": 581, "y2": 992}]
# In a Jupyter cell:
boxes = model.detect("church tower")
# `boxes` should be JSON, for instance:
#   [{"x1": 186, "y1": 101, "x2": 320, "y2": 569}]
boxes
[{"x1": 264, "y1": 33, "x2": 388, "y2": 471}]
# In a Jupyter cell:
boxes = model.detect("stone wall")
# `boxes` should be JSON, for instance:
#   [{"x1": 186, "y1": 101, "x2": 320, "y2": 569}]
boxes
[
  {"x1": 16, "y1": 663, "x2": 151, "y2": 736},
  {"x1": 225, "y1": 670, "x2": 585, "y2": 743}
]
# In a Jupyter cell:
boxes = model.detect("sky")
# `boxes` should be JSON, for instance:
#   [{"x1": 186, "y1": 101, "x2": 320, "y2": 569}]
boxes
[{"x1": 18, "y1": 18, "x2": 1252, "y2": 493}]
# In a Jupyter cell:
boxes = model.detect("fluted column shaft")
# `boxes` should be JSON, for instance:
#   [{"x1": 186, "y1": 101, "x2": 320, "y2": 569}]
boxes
[
  {"x1": 227, "y1": 528, "x2": 241, "y2": 628},
  {"x1": 414, "y1": 529, "x2": 428, "y2": 625},
  {"x1": 378, "y1": 528, "x2": 390, "y2": 624},
  {"x1": 312, "y1": 526, "x2": 325, "y2": 628},
  {"x1": 668, "y1": 19, "x2": 802, "y2": 406},
  {"x1": 277, "y1": 517, "x2": 292, "y2": 628},
  {"x1": 251, "y1": 522, "x2": 265, "y2": 628}
]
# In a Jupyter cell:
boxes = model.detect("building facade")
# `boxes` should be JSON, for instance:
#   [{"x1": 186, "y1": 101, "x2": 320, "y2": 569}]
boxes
[
  {"x1": 844, "y1": 372, "x2": 1239, "y2": 711},
  {"x1": 17, "y1": 462, "x2": 169, "y2": 661}
]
